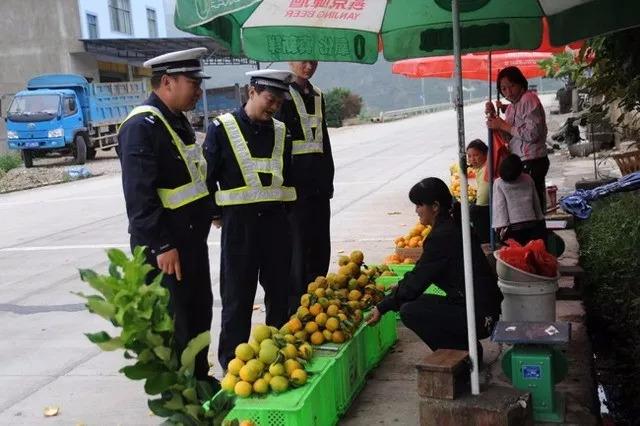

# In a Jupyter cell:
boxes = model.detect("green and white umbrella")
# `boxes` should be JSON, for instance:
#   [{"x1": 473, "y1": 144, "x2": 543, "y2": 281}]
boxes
[
  {"x1": 175, "y1": 0, "x2": 640, "y2": 64},
  {"x1": 176, "y1": 0, "x2": 640, "y2": 397}
]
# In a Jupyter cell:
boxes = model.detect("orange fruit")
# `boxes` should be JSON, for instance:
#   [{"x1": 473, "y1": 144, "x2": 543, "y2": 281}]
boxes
[
  {"x1": 304, "y1": 321, "x2": 319, "y2": 334},
  {"x1": 325, "y1": 317, "x2": 340, "y2": 332},
  {"x1": 307, "y1": 282, "x2": 318, "y2": 293},
  {"x1": 309, "y1": 303, "x2": 323, "y2": 317},
  {"x1": 310, "y1": 331, "x2": 325, "y2": 345},
  {"x1": 322, "y1": 329, "x2": 333, "y2": 342},
  {"x1": 332, "y1": 330, "x2": 346, "y2": 343},
  {"x1": 326, "y1": 304, "x2": 339, "y2": 317},
  {"x1": 348, "y1": 290, "x2": 362, "y2": 301},
  {"x1": 288, "y1": 317, "x2": 303, "y2": 333},
  {"x1": 315, "y1": 312, "x2": 328, "y2": 327}
]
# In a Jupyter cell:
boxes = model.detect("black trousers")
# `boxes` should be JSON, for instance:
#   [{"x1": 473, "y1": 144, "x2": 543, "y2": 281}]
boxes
[
  {"x1": 287, "y1": 197, "x2": 331, "y2": 315},
  {"x1": 522, "y1": 156, "x2": 550, "y2": 213},
  {"x1": 469, "y1": 204, "x2": 490, "y2": 244},
  {"x1": 504, "y1": 220, "x2": 548, "y2": 246},
  {"x1": 399, "y1": 295, "x2": 496, "y2": 360},
  {"x1": 132, "y1": 235, "x2": 213, "y2": 382},
  {"x1": 218, "y1": 206, "x2": 291, "y2": 368}
]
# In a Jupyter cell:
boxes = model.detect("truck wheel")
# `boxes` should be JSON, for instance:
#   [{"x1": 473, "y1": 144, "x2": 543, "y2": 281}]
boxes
[
  {"x1": 22, "y1": 150, "x2": 34, "y2": 168},
  {"x1": 87, "y1": 147, "x2": 97, "y2": 160},
  {"x1": 73, "y1": 134, "x2": 87, "y2": 165}
]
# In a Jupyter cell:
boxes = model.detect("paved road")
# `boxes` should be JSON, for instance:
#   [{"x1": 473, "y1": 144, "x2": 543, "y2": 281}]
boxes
[{"x1": 0, "y1": 98, "x2": 533, "y2": 425}]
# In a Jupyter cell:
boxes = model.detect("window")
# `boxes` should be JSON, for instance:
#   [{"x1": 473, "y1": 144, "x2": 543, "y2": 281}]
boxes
[
  {"x1": 86, "y1": 13, "x2": 98, "y2": 39},
  {"x1": 63, "y1": 97, "x2": 77, "y2": 116},
  {"x1": 109, "y1": 0, "x2": 132, "y2": 34},
  {"x1": 147, "y1": 8, "x2": 158, "y2": 38}
]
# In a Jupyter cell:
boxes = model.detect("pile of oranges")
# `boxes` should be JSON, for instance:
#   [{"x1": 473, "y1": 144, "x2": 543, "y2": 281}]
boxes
[{"x1": 394, "y1": 223, "x2": 431, "y2": 249}]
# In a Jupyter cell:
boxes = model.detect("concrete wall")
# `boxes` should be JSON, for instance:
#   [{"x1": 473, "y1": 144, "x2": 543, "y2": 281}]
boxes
[
  {"x1": 0, "y1": 0, "x2": 99, "y2": 153},
  {"x1": 77, "y1": 0, "x2": 167, "y2": 39}
]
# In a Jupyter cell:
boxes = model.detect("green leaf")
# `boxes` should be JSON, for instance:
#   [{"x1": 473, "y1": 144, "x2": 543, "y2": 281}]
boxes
[
  {"x1": 87, "y1": 298, "x2": 116, "y2": 320},
  {"x1": 85, "y1": 331, "x2": 112, "y2": 343},
  {"x1": 139, "y1": 349, "x2": 155, "y2": 363},
  {"x1": 121, "y1": 362, "x2": 163, "y2": 380},
  {"x1": 196, "y1": 380, "x2": 218, "y2": 402},
  {"x1": 107, "y1": 248, "x2": 129, "y2": 267},
  {"x1": 184, "y1": 404, "x2": 203, "y2": 421},
  {"x1": 144, "y1": 372, "x2": 178, "y2": 395},
  {"x1": 180, "y1": 331, "x2": 210, "y2": 373},
  {"x1": 154, "y1": 346, "x2": 172, "y2": 362},
  {"x1": 98, "y1": 337, "x2": 123, "y2": 351},
  {"x1": 163, "y1": 392, "x2": 185, "y2": 410},
  {"x1": 169, "y1": 412, "x2": 200, "y2": 426},
  {"x1": 108, "y1": 263, "x2": 122, "y2": 279},
  {"x1": 181, "y1": 387, "x2": 198, "y2": 403},
  {"x1": 146, "y1": 330, "x2": 164, "y2": 347},
  {"x1": 153, "y1": 314, "x2": 174, "y2": 333},
  {"x1": 148, "y1": 397, "x2": 173, "y2": 418}
]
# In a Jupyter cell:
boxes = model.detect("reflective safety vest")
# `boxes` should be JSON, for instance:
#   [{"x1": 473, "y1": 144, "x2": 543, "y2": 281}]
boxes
[
  {"x1": 215, "y1": 113, "x2": 297, "y2": 206},
  {"x1": 290, "y1": 84, "x2": 324, "y2": 155},
  {"x1": 119, "y1": 105, "x2": 209, "y2": 209}
]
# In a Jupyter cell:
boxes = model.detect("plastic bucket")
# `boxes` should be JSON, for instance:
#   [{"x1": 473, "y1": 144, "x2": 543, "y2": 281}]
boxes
[
  {"x1": 494, "y1": 250, "x2": 560, "y2": 283},
  {"x1": 498, "y1": 278, "x2": 558, "y2": 322}
]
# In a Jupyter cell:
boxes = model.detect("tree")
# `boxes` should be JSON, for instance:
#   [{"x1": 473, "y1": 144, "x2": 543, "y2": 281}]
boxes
[{"x1": 324, "y1": 87, "x2": 363, "y2": 127}]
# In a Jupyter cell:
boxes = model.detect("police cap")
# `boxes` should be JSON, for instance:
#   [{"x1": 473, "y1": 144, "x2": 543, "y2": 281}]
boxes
[
  {"x1": 246, "y1": 69, "x2": 295, "y2": 99},
  {"x1": 144, "y1": 47, "x2": 211, "y2": 79}
]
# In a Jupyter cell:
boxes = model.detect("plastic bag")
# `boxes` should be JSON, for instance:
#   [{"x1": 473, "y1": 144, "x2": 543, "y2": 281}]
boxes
[
  {"x1": 499, "y1": 239, "x2": 535, "y2": 273},
  {"x1": 488, "y1": 131, "x2": 510, "y2": 182},
  {"x1": 499, "y1": 239, "x2": 558, "y2": 277},
  {"x1": 524, "y1": 239, "x2": 558, "y2": 278}
]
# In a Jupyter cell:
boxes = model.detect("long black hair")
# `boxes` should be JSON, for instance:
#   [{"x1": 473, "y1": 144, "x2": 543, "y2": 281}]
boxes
[
  {"x1": 409, "y1": 177, "x2": 460, "y2": 223},
  {"x1": 497, "y1": 66, "x2": 529, "y2": 97}
]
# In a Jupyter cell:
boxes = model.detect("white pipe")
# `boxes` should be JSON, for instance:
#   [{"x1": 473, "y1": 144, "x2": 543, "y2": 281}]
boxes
[{"x1": 452, "y1": 0, "x2": 480, "y2": 395}]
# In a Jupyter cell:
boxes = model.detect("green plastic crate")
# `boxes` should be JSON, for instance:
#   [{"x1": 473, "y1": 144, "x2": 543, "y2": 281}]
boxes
[
  {"x1": 314, "y1": 327, "x2": 368, "y2": 414},
  {"x1": 223, "y1": 357, "x2": 338, "y2": 426},
  {"x1": 388, "y1": 264, "x2": 415, "y2": 277},
  {"x1": 374, "y1": 275, "x2": 401, "y2": 288},
  {"x1": 362, "y1": 311, "x2": 398, "y2": 369}
]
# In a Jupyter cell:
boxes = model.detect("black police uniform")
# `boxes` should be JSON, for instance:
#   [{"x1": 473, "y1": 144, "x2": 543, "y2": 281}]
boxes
[
  {"x1": 204, "y1": 106, "x2": 294, "y2": 369},
  {"x1": 117, "y1": 92, "x2": 215, "y2": 381},
  {"x1": 276, "y1": 81, "x2": 335, "y2": 315}
]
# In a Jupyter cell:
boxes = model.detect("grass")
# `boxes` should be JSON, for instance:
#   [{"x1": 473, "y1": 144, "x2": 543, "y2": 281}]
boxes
[{"x1": 0, "y1": 153, "x2": 22, "y2": 173}]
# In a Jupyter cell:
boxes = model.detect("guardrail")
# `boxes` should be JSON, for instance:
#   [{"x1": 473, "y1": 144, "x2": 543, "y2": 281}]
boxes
[{"x1": 373, "y1": 90, "x2": 556, "y2": 123}]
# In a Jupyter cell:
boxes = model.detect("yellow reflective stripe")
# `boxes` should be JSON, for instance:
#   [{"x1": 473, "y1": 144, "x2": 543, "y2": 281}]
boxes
[
  {"x1": 158, "y1": 181, "x2": 209, "y2": 209},
  {"x1": 215, "y1": 186, "x2": 296, "y2": 205},
  {"x1": 216, "y1": 114, "x2": 293, "y2": 204},
  {"x1": 120, "y1": 105, "x2": 209, "y2": 209},
  {"x1": 290, "y1": 84, "x2": 324, "y2": 155}
]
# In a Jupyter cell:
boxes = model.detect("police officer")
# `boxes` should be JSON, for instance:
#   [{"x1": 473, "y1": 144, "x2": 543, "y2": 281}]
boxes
[
  {"x1": 204, "y1": 69, "x2": 296, "y2": 369},
  {"x1": 276, "y1": 61, "x2": 335, "y2": 315},
  {"x1": 117, "y1": 48, "x2": 216, "y2": 383}
]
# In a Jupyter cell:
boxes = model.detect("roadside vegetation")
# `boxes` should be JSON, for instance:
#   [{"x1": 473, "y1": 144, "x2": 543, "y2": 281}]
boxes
[
  {"x1": 0, "y1": 153, "x2": 21, "y2": 174},
  {"x1": 576, "y1": 192, "x2": 640, "y2": 420}
]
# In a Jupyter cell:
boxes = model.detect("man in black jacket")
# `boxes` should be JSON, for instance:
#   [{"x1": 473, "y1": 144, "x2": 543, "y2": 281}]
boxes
[
  {"x1": 117, "y1": 48, "x2": 216, "y2": 382},
  {"x1": 276, "y1": 61, "x2": 335, "y2": 315}
]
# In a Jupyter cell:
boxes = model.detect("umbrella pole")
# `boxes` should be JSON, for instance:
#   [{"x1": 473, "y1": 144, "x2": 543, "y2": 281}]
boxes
[
  {"x1": 452, "y1": 0, "x2": 480, "y2": 395},
  {"x1": 488, "y1": 52, "x2": 495, "y2": 250}
]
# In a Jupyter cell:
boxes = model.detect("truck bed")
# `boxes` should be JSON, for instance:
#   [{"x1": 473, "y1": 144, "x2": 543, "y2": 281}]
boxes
[{"x1": 88, "y1": 81, "x2": 147, "y2": 127}]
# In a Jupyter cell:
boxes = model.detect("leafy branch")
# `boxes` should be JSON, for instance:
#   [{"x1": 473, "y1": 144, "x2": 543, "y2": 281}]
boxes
[{"x1": 75, "y1": 247, "x2": 229, "y2": 425}]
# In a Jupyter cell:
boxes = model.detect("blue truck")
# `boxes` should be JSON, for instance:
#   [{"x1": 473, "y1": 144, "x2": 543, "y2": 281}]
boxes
[{"x1": 5, "y1": 74, "x2": 147, "y2": 168}]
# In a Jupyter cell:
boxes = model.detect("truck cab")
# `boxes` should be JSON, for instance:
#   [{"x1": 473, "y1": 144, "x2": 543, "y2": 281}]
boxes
[{"x1": 5, "y1": 74, "x2": 147, "y2": 168}]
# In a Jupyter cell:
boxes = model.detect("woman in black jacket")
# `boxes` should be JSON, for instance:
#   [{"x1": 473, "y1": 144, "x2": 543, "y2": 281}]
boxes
[{"x1": 367, "y1": 177, "x2": 502, "y2": 360}]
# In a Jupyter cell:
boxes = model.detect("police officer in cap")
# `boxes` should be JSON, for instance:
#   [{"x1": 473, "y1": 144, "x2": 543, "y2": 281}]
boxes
[
  {"x1": 276, "y1": 61, "x2": 335, "y2": 315},
  {"x1": 117, "y1": 47, "x2": 216, "y2": 383},
  {"x1": 203, "y1": 69, "x2": 296, "y2": 369}
]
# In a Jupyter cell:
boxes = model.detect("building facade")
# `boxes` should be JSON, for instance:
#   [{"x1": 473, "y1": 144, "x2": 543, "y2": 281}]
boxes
[{"x1": 0, "y1": 0, "x2": 168, "y2": 152}]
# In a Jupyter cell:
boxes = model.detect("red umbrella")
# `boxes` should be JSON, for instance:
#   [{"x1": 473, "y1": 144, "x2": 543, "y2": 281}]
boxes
[{"x1": 392, "y1": 52, "x2": 553, "y2": 80}]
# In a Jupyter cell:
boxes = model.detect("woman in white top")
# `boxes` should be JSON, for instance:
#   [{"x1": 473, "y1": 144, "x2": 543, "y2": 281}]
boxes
[{"x1": 492, "y1": 154, "x2": 546, "y2": 245}]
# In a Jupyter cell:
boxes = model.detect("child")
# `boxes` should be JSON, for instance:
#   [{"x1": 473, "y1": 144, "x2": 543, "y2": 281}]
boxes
[
  {"x1": 492, "y1": 154, "x2": 546, "y2": 245},
  {"x1": 466, "y1": 139, "x2": 490, "y2": 243}
]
